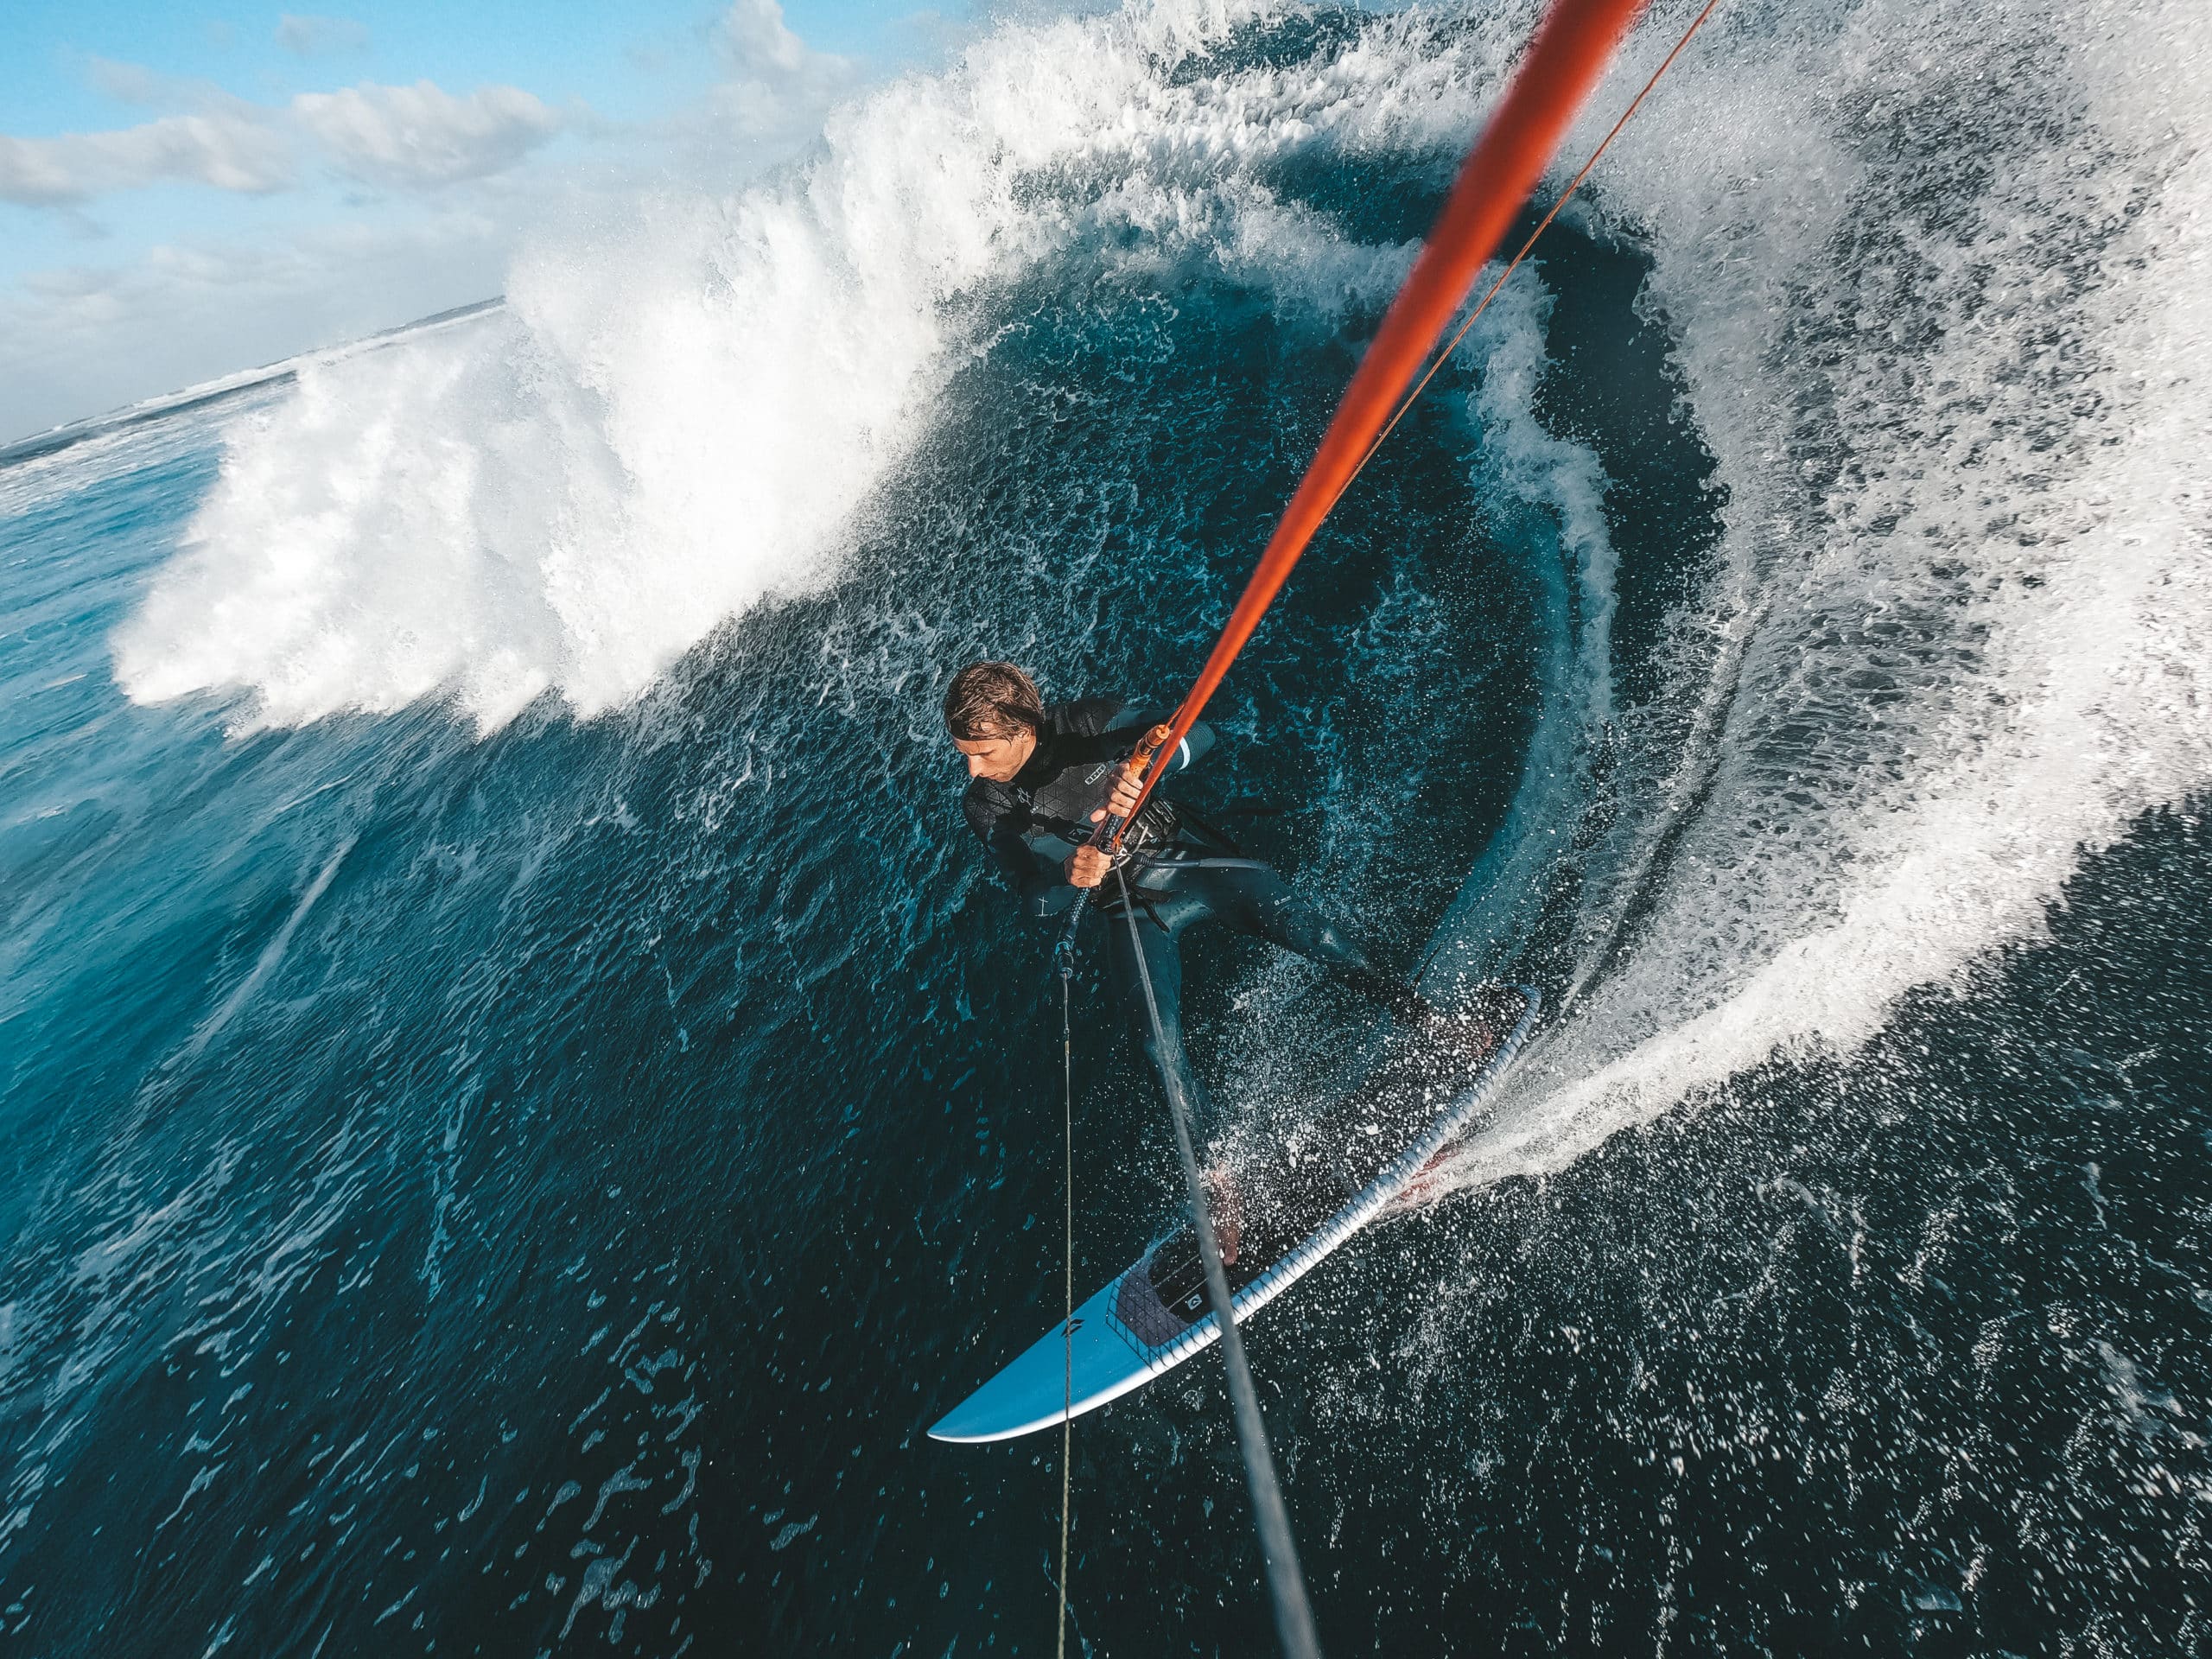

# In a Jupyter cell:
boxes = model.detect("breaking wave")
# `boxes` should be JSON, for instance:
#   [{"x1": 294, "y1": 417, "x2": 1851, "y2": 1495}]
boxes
[
  {"x1": 111, "y1": 0, "x2": 2212, "y2": 1184},
  {"x1": 1436, "y1": 0, "x2": 2212, "y2": 1185}
]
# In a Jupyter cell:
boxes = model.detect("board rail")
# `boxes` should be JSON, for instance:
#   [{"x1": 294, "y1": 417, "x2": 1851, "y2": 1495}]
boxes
[{"x1": 930, "y1": 986, "x2": 1540, "y2": 1443}]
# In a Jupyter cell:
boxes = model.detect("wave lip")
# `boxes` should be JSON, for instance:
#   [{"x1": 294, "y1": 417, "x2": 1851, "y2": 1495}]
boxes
[
  {"x1": 1416, "y1": 0, "x2": 2212, "y2": 1193},
  {"x1": 105, "y1": 0, "x2": 2212, "y2": 1187},
  {"x1": 109, "y1": 0, "x2": 1318, "y2": 732}
]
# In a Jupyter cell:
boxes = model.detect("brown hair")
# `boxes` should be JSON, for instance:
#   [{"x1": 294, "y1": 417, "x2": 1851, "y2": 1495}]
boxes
[{"x1": 943, "y1": 661, "x2": 1044, "y2": 740}]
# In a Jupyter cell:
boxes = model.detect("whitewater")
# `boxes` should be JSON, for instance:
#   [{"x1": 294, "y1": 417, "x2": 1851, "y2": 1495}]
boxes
[
  {"x1": 4, "y1": 0, "x2": 2209, "y2": 1651},
  {"x1": 108, "y1": 0, "x2": 2212, "y2": 1188}
]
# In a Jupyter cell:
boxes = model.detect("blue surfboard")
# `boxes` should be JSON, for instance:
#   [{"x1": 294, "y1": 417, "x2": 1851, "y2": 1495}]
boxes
[{"x1": 930, "y1": 985, "x2": 1539, "y2": 1443}]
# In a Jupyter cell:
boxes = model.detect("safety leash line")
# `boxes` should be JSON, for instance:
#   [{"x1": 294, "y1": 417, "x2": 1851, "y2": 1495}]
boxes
[
  {"x1": 1113, "y1": 868, "x2": 1325, "y2": 1659},
  {"x1": 1057, "y1": 958, "x2": 1074, "y2": 1659}
]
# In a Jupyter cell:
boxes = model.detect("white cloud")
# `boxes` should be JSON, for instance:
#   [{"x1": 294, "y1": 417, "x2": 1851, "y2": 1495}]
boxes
[
  {"x1": 291, "y1": 81, "x2": 567, "y2": 189},
  {"x1": 276, "y1": 14, "x2": 372, "y2": 56},
  {"x1": 705, "y1": 0, "x2": 852, "y2": 141},
  {"x1": 0, "y1": 111, "x2": 295, "y2": 206},
  {"x1": 0, "y1": 210, "x2": 510, "y2": 439},
  {"x1": 84, "y1": 56, "x2": 176, "y2": 105},
  {"x1": 0, "y1": 0, "x2": 853, "y2": 438},
  {"x1": 723, "y1": 0, "x2": 809, "y2": 77},
  {"x1": 0, "y1": 79, "x2": 571, "y2": 207}
]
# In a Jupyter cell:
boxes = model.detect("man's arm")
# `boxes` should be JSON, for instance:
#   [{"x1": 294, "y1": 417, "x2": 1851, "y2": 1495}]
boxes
[
  {"x1": 1065, "y1": 715, "x2": 1218, "y2": 888},
  {"x1": 1103, "y1": 706, "x2": 1217, "y2": 775},
  {"x1": 1158, "y1": 719, "x2": 1216, "y2": 775},
  {"x1": 985, "y1": 817, "x2": 1084, "y2": 918}
]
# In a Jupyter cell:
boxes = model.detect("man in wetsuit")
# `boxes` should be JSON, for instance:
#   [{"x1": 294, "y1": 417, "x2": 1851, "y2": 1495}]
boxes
[{"x1": 944, "y1": 660, "x2": 1421, "y2": 1137}]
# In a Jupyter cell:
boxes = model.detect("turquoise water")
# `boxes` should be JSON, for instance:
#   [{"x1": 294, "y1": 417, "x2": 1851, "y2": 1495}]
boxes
[{"x1": 3, "y1": 3, "x2": 2209, "y2": 1653}]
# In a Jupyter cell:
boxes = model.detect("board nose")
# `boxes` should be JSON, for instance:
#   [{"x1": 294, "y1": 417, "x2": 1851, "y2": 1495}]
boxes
[{"x1": 929, "y1": 1278, "x2": 1145, "y2": 1443}]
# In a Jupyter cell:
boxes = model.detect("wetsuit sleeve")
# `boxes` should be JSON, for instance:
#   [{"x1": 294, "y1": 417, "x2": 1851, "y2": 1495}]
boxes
[
  {"x1": 1103, "y1": 707, "x2": 1216, "y2": 776},
  {"x1": 1161, "y1": 719, "x2": 1215, "y2": 775},
  {"x1": 966, "y1": 789, "x2": 1079, "y2": 918},
  {"x1": 986, "y1": 819, "x2": 1080, "y2": 918}
]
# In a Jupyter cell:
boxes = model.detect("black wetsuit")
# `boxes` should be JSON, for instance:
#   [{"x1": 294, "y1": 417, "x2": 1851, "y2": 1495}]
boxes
[{"x1": 963, "y1": 696, "x2": 1382, "y2": 1130}]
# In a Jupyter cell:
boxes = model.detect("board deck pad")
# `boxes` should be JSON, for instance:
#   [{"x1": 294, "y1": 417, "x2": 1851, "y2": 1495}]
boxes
[{"x1": 930, "y1": 982, "x2": 1539, "y2": 1443}]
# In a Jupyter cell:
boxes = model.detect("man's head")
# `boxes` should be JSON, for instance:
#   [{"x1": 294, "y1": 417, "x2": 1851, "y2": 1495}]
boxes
[{"x1": 944, "y1": 660, "x2": 1043, "y2": 783}]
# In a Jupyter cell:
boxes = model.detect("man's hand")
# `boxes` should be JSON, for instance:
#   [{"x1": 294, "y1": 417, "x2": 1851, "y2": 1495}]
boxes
[
  {"x1": 1089, "y1": 723, "x2": 1172, "y2": 827},
  {"x1": 1067, "y1": 724, "x2": 1171, "y2": 888},
  {"x1": 1065, "y1": 844, "x2": 1111, "y2": 889}
]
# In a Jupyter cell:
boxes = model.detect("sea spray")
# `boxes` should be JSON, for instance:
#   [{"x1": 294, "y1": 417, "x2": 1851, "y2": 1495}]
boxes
[
  {"x1": 1426, "y1": 0, "x2": 2212, "y2": 1191},
  {"x1": 6, "y1": 3, "x2": 2207, "y2": 1650},
  {"x1": 105, "y1": 0, "x2": 2212, "y2": 1218}
]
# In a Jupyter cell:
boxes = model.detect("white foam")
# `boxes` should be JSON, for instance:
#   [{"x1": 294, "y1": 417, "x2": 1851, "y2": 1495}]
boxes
[
  {"x1": 105, "y1": 0, "x2": 1585, "y2": 733},
  {"x1": 106, "y1": 0, "x2": 2212, "y2": 1175},
  {"x1": 1426, "y1": 0, "x2": 2212, "y2": 1187}
]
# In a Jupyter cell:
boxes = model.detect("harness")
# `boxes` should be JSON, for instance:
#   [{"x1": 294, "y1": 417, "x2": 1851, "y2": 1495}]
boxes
[{"x1": 1084, "y1": 798, "x2": 1269, "y2": 929}]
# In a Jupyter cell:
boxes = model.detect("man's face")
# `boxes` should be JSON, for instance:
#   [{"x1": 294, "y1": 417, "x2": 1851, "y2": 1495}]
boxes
[{"x1": 953, "y1": 726, "x2": 1035, "y2": 784}]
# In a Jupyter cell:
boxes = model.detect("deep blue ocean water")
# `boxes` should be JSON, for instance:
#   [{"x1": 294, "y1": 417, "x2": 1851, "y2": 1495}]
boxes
[{"x1": 3, "y1": 3, "x2": 2209, "y2": 1654}]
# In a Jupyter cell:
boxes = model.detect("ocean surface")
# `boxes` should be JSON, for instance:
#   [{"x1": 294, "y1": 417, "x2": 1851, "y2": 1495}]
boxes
[{"x1": 3, "y1": 1, "x2": 2208, "y2": 1653}]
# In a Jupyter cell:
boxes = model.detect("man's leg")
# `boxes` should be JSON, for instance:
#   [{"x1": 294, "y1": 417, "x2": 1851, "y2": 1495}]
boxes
[
  {"x1": 1198, "y1": 863, "x2": 1428, "y2": 1020},
  {"x1": 1103, "y1": 892, "x2": 1219, "y2": 1134},
  {"x1": 1103, "y1": 891, "x2": 1246, "y2": 1260}
]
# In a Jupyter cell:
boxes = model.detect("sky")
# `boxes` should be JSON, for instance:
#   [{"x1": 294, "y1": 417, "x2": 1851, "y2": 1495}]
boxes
[{"x1": 0, "y1": 0, "x2": 957, "y2": 440}]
